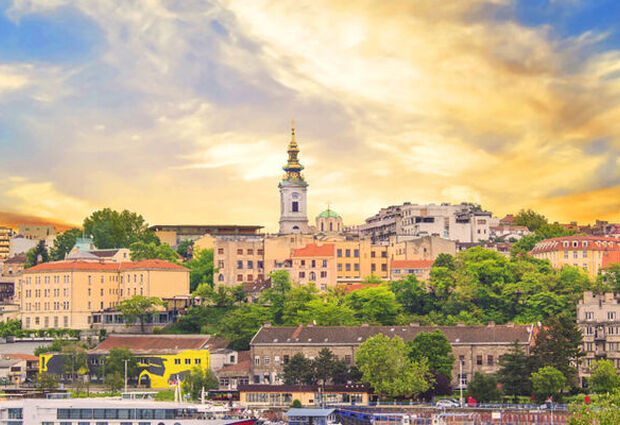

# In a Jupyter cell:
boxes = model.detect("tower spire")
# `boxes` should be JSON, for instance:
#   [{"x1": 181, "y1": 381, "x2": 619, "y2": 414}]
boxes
[{"x1": 282, "y1": 120, "x2": 305, "y2": 184}]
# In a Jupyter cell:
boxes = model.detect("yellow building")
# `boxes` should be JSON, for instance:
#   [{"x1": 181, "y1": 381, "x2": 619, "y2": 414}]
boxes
[
  {"x1": 18, "y1": 259, "x2": 189, "y2": 330},
  {"x1": 40, "y1": 334, "x2": 213, "y2": 389},
  {"x1": 530, "y1": 236, "x2": 620, "y2": 279}
]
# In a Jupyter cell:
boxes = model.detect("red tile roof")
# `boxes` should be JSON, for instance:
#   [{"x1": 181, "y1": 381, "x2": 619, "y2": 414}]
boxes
[
  {"x1": 218, "y1": 351, "x2": 251, "y2": 374},
  {"x1": 293, "y1": 243, "x2": 334, "y2": 257},
  {"x1": 91, "y1": 334, "x2": 210, "y2": 354},
  {"x1": 6, "y1": 353, "x2": 38, "y2": 361},
  {"x1": 25, "y1": 259, "x2": 188, "y2": 273},
  {"x1": 531, "y1": 236, "x2": 620, "y2": 254},
  {"x1": 391, "y1": 260, "x2": 434, "y2": 269},
  {"x1": 603, "y1": 251, "x2": 620, "y2": 268}
]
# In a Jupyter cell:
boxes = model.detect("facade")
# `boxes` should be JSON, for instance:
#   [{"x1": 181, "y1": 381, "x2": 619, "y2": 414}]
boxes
[
  {"x1": 316, "y1": 208, "x2": 343, "y2": 235},
  {"x1": 0, "y1": 276, "x2": 14, "y2": 302},
  {"x1": 17, "y1": 259, "x2": 189, "y2": 330},
  {"x1": 8, "y1": 236, "x2": 37, "y2": 257},
  {"x1": 240, "y1": 385, "x2": 369, "y2": 409},
  {"x1": 149, "y1": 224, "x2": 263, "y2": 248},
  {"x1": 390, "y1": 260, "x2": 434, "y2": 281},
  {"x1": 289, "y1": 243, "x2": 336, "y2": 290},
  {"x1": 40, "y1": 334, "x2": 215, "y2": 389},
  {"x1": 248, "y1": 324, "x2": 535, "y2": 387},
  {"x1": 0, "y1": 353, "x2": 38, "y2": 384},
  {"x1": 530, "y1": 236, "x2": 620, "y2": 279},
  {"x1": 17, "y1": 224, "x2": 56, "y2": 240},
  {"x1": 489, "y1": 225, "x2": 531, "y2": 241},
  {"x1": 0, "y1": 226, "x2": 11, "y2": 260},
  {"x1": 577, "y1": 292, "x2": 620, "y2": 387},
  {"x1": 279, "y1": 125, "x2": 311, "y2": 234},
  {"x1": 361, "y1": 203, "x2": 499, "y2": 244}
]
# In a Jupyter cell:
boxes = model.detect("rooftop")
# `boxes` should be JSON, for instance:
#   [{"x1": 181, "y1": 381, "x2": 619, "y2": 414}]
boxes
[
  {"x1": 91, "y1": 334, "x2": 213, "y2": 354},
  {"x1": 293, "y1": 243, "x2": 335, "y2": 257},
  {"x1": 25, "y1": 259, "x2": 187, "y2": 273}
]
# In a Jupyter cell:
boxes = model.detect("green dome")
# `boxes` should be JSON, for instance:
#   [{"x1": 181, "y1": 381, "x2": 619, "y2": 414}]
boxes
[{"x1": 317, "y1": 209, "x2": 340, "y2": 219}]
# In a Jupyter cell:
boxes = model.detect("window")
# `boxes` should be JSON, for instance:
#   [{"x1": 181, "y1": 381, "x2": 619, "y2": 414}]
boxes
[
  {"x1": 185, "y1": 358, "x2": 191, "y2": 365},
  {"x1": 381, "y1": 264, "x2": 387, "y2": 272},
  {"x1": 218, "y1": 248, "x2": 224, "y2": 254},
  {"x1": 337, "y1": 264, "x2": 342, "y2": 272},
  {"x1": 254, "y1": 356, "x2": 260, "y2": 365},
  {"x1": 573, "y1": 251, "x2": 578, "y2": 259},
  {"x1": 292, "y1": 201, "x2": 299, "y2": 212},
  {"x1": 299, "y1": 271, "x2": 305, "y2": 279},
  {"x1": 381, "y1": 251, "x2": 387, "y2": 258},
  {"x1": 583, "y1": 250, "x2": 588, "y2": 258},
  {"x1": 354, "y1": 249, "x2": 359, "y2": 258},
  {"x1": 283, "y1": 355, "x2": 289, "y2": 364},
  {"x1": 476, "y1": 355, "x2": 482, "y2": 365},
  {"x1": 608, "y1": 312, "x2": 617, "y2": 320},
  {"x1": 320, "y1": 271, "x2": 327, "y2": 278},
  {"x1": 247, "y1": 275, "x2": 253, "y2": 281},
  {"x1": 311, "y1": 260, "x2": 316, "y2": 268},
  {"x1": 257, "y1": 260, "x2": 263, "y2": 269},
  {"x1": 345, "y1": 249, "x2": 351, "y2": 257},
  {"x1": 237, "y1": 261, "x2": 243, "y2": 269},
  {"x1": 337, "y1": 249, "x2": 342, "y2": 257},
  {"x1": 237, "y1": 249, "x2": 243, "y2": 255},
  {"x1": 264, "y1": 356, "x2": 270, "y2": 365},
  {"x1": 301, "y1": 260, "x2": 305, "y2": 266},
  {"x1": 354, "y1": 263, "x2": 359, "y2": 271},
  {"x1": 371, "y1": 264, "x2": 376, "y2": 272},
  {"x1": 345, "y1": 355, "x2": 352, "y2": 364},
  {"x1": 345, "y1": 263, "x2": 351, "y2": 271},
  {"x1": 247, "y1": 249, "x2": 254, "y2": 255},
  {"x1": 487, "y1": 355, "x2": 493, "y2": 366},
  {"x1": 237, "y1": 274, "x2": 243, "y2": 282},
  {"x1": 175, "y1": 358, "x2": 181, "y2": 365},
  {"x1": 371, "y1": 251, "x2": 376, "y2": 258},
  {"x1": 586, "y1": 311, "x2": 593, "y2": 320},
  {"x1": 247, "y1": 260, "x2": 253, "y2": 269},
  {"x1": 322, "y1": 260, "x2": 327, "y2": 267}
]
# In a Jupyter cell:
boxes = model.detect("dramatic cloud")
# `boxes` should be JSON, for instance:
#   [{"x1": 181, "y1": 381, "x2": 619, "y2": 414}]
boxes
[{"x1": 0, "y1": 0, "x2": 618, "y2": 231}]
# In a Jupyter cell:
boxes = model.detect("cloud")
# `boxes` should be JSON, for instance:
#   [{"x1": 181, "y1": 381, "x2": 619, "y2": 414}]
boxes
[{"x1": 0, "y1": 0, "x2": 619, "y2": 231}]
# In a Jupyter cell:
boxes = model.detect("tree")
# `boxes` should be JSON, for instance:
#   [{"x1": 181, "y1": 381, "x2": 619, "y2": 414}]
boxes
[
  {"x1": 36, "y1": 372, "x2": 59, "y2": 389},
  {"x1": 589, "y1": 359, "x2": 620, "y2": 394},
  {"x1": 117, "y1": 295, "x2": 163, "y2": 333},
  {"x1": 344, "y1": 286, "x2": 401, "y2": 325},
  {"x1": 531, "y1": 366, "x2": 566, "y2": 402},
  {"x1": 49, "y1": 228, "x2": 82, "y2": 261},
  {"x1": 282, "y1": 353, "x2": 315, "y2": 385},
  {"x1": 599, "y1": 264, "x2": 620, "y2": 293},
  {"x1": 217, "y1": 304, "x2": 273, "y2": 350},
  {"x1": 513, "y1": 209, "x2": 548, "y2": 232},
  {"x1": 105, "y1": 347, "x2": 138, "y2": 383},
  {"x1": 186, "y1": 248, "x2": 215, "y2": 292},
  {"x1": 467, "y1": 372, "x2": 501, "y2": 403},
  {"x1": 433, "y1": 253, "x2": 456, "y2": 270},
  {"x1": 530, "y1": 315, "x2": 584, "y2": 385},
  {"x1": 62, "y1": 343, "x2": 88, "y2": 384},
  {"x1": 291, "y1": 399, "x2": 303, "y2": 408},
  {"x1": 497, "y1": 341, "x2": 531, "y2": 400},
  {"x1": 129, "y1": 241, "x2": 179, "y2": 262},
  {"x1": 83, "y1": 208, "x2": 158, "y2": 249},
  {"x1": 194, "y1": 284, "x2": 246, "y2": 307},
  {"x1": 570, "y1": 389, "x2": 620, "y2": 425},
  {"x1": 390, "y1": 275, "x2": 434, "y2": 315},
  {"x1": 105, "y1": 372, "x2": 124, "y2": 392},
  {"x1": 356, "y1": 334, "x2": 431, "y2": 399},
  {"x1": 295, "y1": 299, "x2": 359, "y2": 326},
  {"x1": 406, "y1": 330, "x2": 454, "y2": 379},
  {"x1": 314, "y1": 348, "x2": 340, "y2": 386},
  {"x1": 176, "y1": 240, "x2": 194, "y2": 260},
  {"x1": 25, "y1": 240, "x2": 49, "y2": 268},
  {"x1": 182, "y1": 366, "x2": 218, "y2": 400},
  {"x1": 261, "y1": 270, "x2": 292, "y2": 324}
]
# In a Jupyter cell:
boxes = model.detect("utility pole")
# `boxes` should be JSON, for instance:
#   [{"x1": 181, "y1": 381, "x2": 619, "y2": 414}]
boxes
[
  {"x1": 459, "y1": 359, "x2": 464, "y2": 407},
  {"x1": 124, "y1": 359, "x2": 128, "y2": 394}
]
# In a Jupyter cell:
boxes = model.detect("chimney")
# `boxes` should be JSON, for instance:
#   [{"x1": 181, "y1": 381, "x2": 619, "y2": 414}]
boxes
[
  {"x1": 306, "y1": 322, "x2": 314, "y2": 327},
  {"x1": 506, "y1": 322, "x2": 515, "y2": 328},
  {"x1": 361, "y1": 323, "x2": 369, "y2": 327},
  {"x1": 487, "y1": 321, "x2": 495, "y2": 327},
  {"x1": 456, "y1": 322, "x2": 466, "y2": 327},
  {"x1": 263, "y1": 322, "x2": 271, "y2": 327},
  {"x1": 409, "y1": 322, "x2": 420, "y2": 327}
]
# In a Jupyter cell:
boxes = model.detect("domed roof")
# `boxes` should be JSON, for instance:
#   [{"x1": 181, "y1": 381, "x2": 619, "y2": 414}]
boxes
[{"x1": 317, "y1": 208, "x2": 341, "y2": 219}]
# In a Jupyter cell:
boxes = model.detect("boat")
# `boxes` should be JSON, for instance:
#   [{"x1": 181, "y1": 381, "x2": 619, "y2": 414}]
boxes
[{"x1": 0, "y1": 398, "x2": 259, "y2": 425}]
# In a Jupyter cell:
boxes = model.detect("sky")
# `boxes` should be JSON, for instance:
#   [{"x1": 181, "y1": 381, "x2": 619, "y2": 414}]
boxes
[{"x1": 0, "y1": 0, "x2": 619, "y2": 232}]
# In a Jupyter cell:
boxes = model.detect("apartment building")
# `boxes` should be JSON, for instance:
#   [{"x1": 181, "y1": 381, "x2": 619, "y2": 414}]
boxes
[
  {"x1": 17, "y1": 259, "x2": 189, "y2": 330},
  {"x1": 361, "y1": 203, "x2": 499, "y2": 244},
  {"x1": 17, "y1": 224, "x2": 56, "y2": 240},
  {"x1": 530, "y1": 236, "x2": 620, "y2": 279},
  {"x1": 390, "y1": 260, "x2": 434, "y2": 281},
  {"x1": 290, "y1": 243, "x2": 336, "y2": 290},
  {"x1": 249, "y1": 323, "x2": 535, "y2": 387},
  {"x1": 0, "y1": 227, "x2": 11, "y2": 260},
  {"x1": 578, "y1": 292, "x2": 620, "y2": 387}
]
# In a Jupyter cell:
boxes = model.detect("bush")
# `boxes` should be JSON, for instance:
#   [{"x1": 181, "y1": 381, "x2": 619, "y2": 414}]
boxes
[
  {"x1": 291, "y1": 399, "x2": 302, "y2": 408},
  {"x1": 155, "y1": 390, "x2": 175, "y2": 401}
]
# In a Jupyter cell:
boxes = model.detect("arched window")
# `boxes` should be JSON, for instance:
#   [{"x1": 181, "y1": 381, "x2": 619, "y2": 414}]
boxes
[
  {"x1": 321, "y1": 222, "x2": 324, "y2": 231},
  {"x1": 329, "y1": 222, "x2": 333, "y2": 231}
]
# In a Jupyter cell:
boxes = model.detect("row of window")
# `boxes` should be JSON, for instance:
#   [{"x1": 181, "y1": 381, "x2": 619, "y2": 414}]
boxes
[
  {"x1": 584, "y1": 326, "x2": 620, "y2": 336},
  {"x1": 337, "y1": 249, "x2": 359, "y2": 258},
  {"x1": 23, "y1": 301, "x2": 70, "y2": 312},
  {"x1": 88, "y1": 274, "x2": 144, "y2": 284},
  {"x1": 233, "y1": 274, "x2": 264, "y2": 282},
  {"x1": 234, "y1": 260, "x2": 264, "y2": 270},
  {"x1": 217, "y1": 248, "x2": 264, "y2": 256},
  {"x1": 24, "y1": 316, "x2": 69, "y2": 328},
  {"x1": 173, "y1": 358, "x2": 202, "y2": 365},
  {"x1": 297, "y1": 259, "x2": 328, "y2": 268},
  {"x1": 24, "y1": 275, "x2": 71, "y2": 284},
  {"x1": 56, "y1": 408, "x2": 190, "y2": 419},
  {"x1": 298, "y1": 271, "x2": 328, "y2": 280},
  {"x1": 584, "y1": 311, "x2": 617, "y2": 321},
  {"x1": 254, "y1": 354, "x2": 353, "y2": 366}
]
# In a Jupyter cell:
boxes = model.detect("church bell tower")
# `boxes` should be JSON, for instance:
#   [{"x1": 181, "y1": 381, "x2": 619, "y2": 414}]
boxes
[{"x1": 278, "y1": 122, "x2": 310, "y2": 234}]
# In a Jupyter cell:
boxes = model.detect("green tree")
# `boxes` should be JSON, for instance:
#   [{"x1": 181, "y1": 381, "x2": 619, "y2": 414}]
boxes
[
  {"x1": 599, "y1": 264, "x2": 620, "y2": 293},
  {"x1": 513, "y1": 209, "x2": 548, "y2": 232},
  {"x1": 62, "y1": 343, "x2": 88, "y2": 384},
  {"x1": 194, "y1": 284, "x2": 246, "y2": 307},
  {"x1": 390, "y1": 275, "x2": 435, "y2": 315},
  {"x1": 295, "y1": 299, "x2": 359, "y2": 326},
  {"x1": 105, "y1": 347, "x2": 138, "y2": 382},
  {"x1": 433, "y1": 253, "x2": 456, "y2": 270},
  {"x1": 406, "y1": 330, "x2": 454, "y2": 379},
  {"x1": 49, "y1": 228, "x2": 82, "y2": 261},
  {"x1": 176, "y1": 240, "x2": 194, "y2": 259},
  {"x1": 531, "y1": 366, "x2": 566, "y2": 402},
  {"x1": 25, "y1": 240, "x2": 49, "y2": 268},
  {"x1": 530, "y1": 315, "x2": 584, "y2": 385},
  {"x1": 497, "y1": 341, "x2": 531, "y2": 400},
  {"x1": 313, "y1": 348, "x2": 339, "y2": 385},
  {"x1": 105, "y1": 372, "x2": 124, "y2": 392},
  {"x1": 83, "y1": 208, "x2": 158, "y2": 249},
  {"x1": 36, "y1": 372, "x2": 59, "y2": 389},
  {"x1": 356, "y1": 334, "x2": 431, "y2": 399},
  {"x1": 282, "y1": 353, "x2": 315, "y2": 385},
  {"x1": 344, "y1": 286, "x2": 401, "y2": 325},
  {"x1": 589, "y1": 359, "x2": 620, "y2": 394},
  {"x1": 467, "y1": 372, "x2": 501, "y2": 403},
  {"x1": 261, "y1": 270, "x2": 292, "y2": 324},
  {"x1": 570, "y1": 389, "x2": 620, "y2": 425},
  {"x1": 186, "y1": 248, "x2": 215, "y2": 292},
  {"x1": 181, "y1": 366, "x2": 218, "y2": 400},
  {"x1": 217, "y1": 304, "x2": 273, "y2": 350},
  {"x1": 117, "y1": 295, "x2": 163, "y2": 333},
  {"x1": 291, "y1": 399, "x2": 303, "y2": 408},
  {"x1": 129, "y1": 241, "x2": 179, "y2": 262}
]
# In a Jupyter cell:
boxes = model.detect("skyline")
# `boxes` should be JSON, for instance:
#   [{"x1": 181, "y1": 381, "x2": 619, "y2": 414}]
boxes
[{"x1": 1, "y1": 0, "x2": 619, "y2": 232}]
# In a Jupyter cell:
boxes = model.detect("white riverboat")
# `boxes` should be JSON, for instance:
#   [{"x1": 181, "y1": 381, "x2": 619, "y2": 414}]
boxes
[{"x1": 0, "y1": 398, "x2": 258, "y2": 425}]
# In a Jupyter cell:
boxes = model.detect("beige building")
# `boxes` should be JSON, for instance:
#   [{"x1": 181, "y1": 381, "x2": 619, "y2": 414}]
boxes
[
  {"x1": 0, "y1": 227, "x2": 11, "y2": 260},
  {"x1": 289, "y1": 243, "x2": 336, "y2": 291},
  {"x1": 390, "y1": 260, "x2": 434, "y2": 281},
  {"x1": 17, "y1": 224, "x2": 56, "y2": 240},
  {"x1": 577, "y1": 292, "x2": 620, "y2": 387},
  {"x1": 17, "y1": 259, "x2": 189, "y2": 330},
  {"x1": 150, "y1": 224, "x2": 263, "y2": 248},
  {"x1": 249, "y1": 323, "x2": 535, "y2": 387},
  {"x1": 530, "y1": 236, "x2": 620, "y2": 279}
]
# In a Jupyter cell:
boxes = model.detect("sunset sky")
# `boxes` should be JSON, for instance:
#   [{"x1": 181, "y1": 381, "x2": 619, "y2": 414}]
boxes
[{"x1": 0, "y1": 0, "x2": 619, "y2": 232}]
